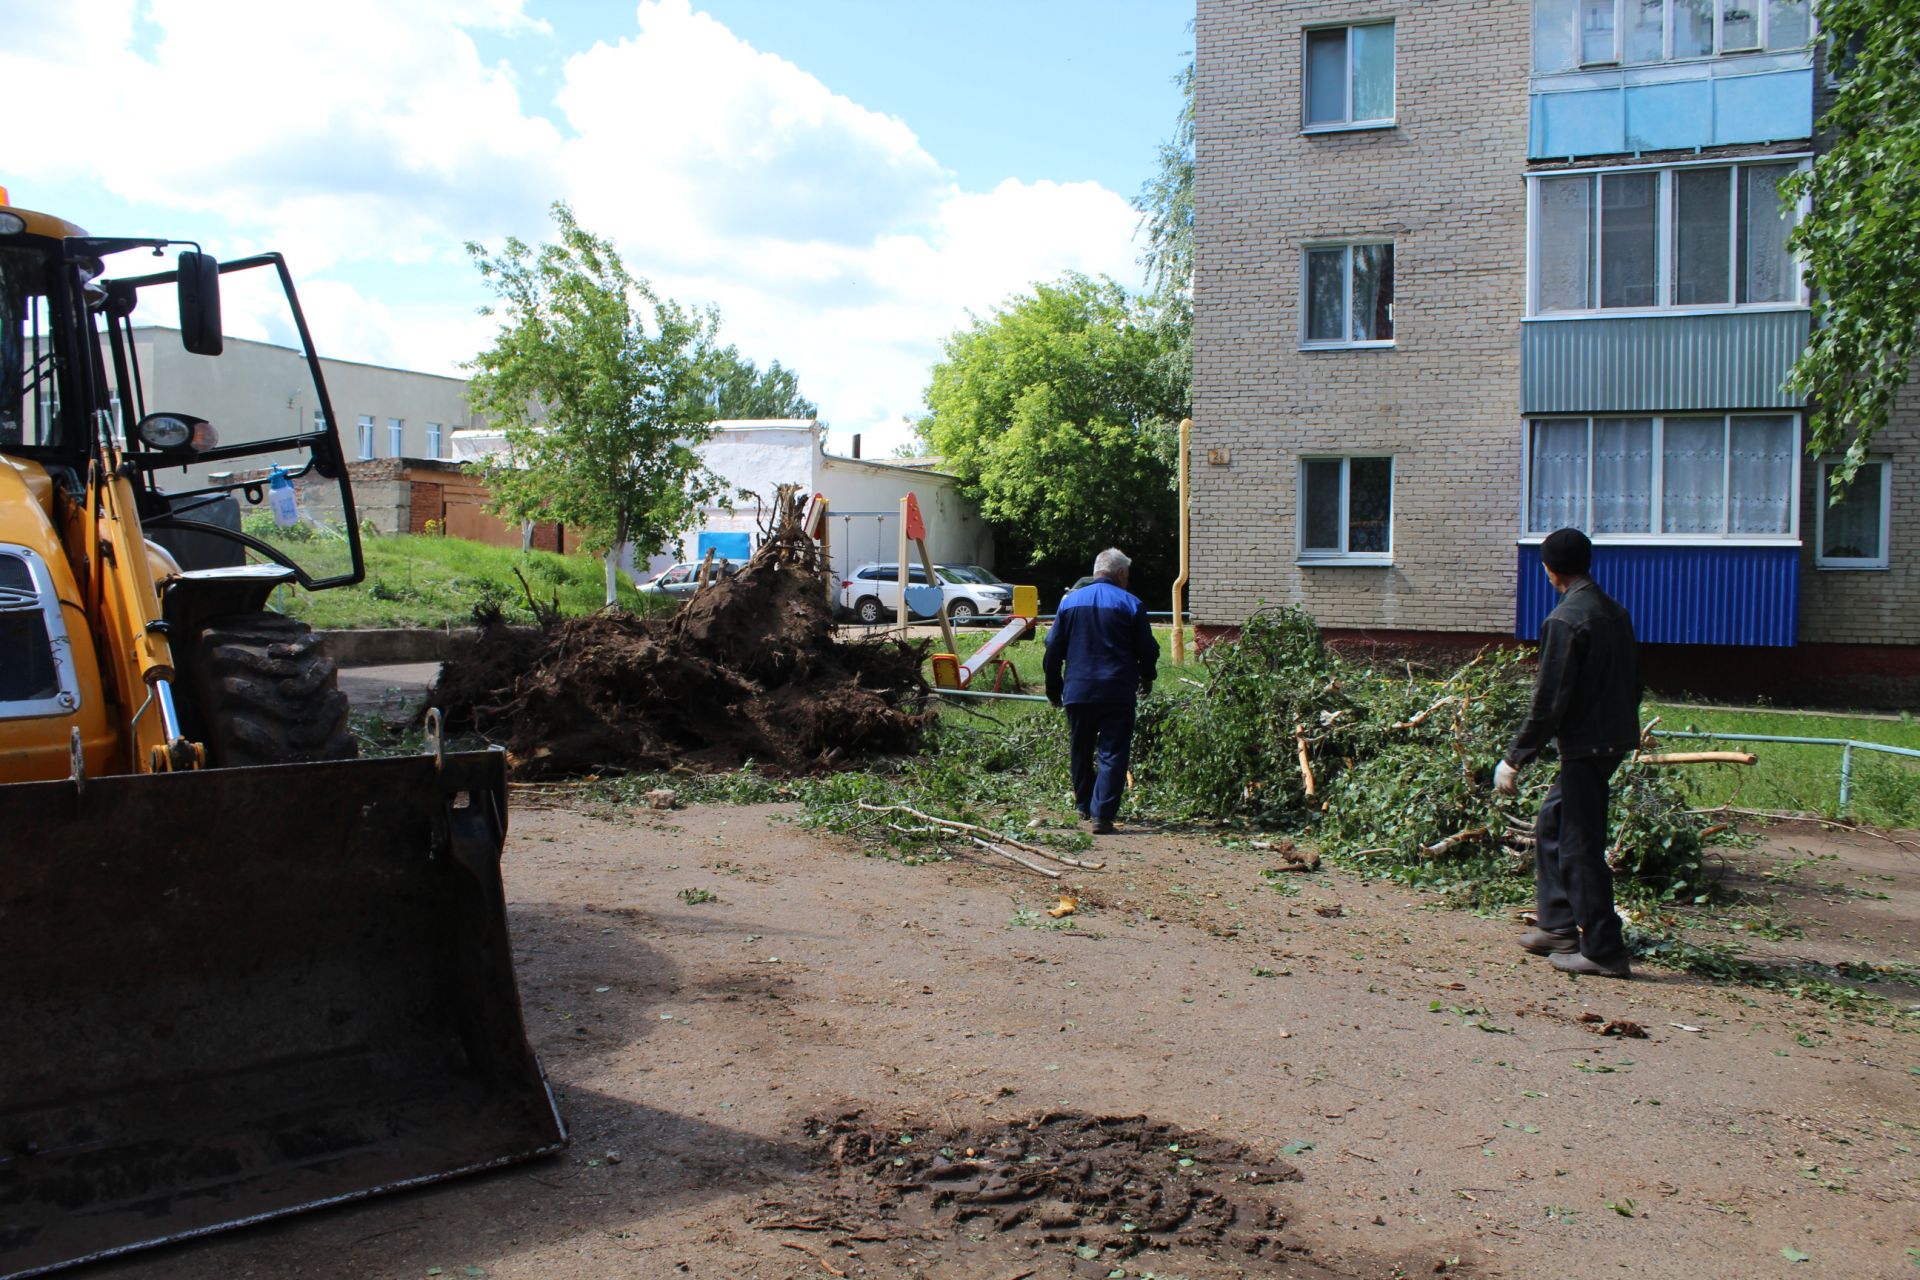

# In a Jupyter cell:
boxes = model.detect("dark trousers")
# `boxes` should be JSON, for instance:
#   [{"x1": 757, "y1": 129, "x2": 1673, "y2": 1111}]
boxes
[
  {"x1": 1534, "y1": 753, "x2": 1628, "y2": 964},
  {"x1": 1066, "y1": 701, "x2": 1135, "y2": 821}
]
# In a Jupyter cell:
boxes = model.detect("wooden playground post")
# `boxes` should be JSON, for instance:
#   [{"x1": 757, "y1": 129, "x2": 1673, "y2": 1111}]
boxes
[{"x1": 905, "y1": 492, "x2": 959, "y2": 658}]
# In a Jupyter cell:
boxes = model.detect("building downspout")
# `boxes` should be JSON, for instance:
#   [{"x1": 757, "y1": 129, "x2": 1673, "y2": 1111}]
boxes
[{"x1": 1171, "y1": 417, "x2": 1191, "y2": 665}]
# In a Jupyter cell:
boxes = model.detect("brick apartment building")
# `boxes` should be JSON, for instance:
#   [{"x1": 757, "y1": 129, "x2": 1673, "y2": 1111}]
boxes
[{"x1": 1192, "y1": 0, "x2": 1919, "y2": 704}]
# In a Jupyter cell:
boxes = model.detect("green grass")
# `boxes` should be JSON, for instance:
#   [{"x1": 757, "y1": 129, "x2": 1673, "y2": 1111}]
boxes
[
  {"x1": 267, "y1": 533, "x2": 675, "y2": 630},
  {"x1": 931, "y1": 623, "x2": 1196, "y2": 693},
  {"x1": 922, "y1": 644, "x2": 1920, "y2": 828},
  {"x1": 1646, "y1": 701, "x2": 1920, "y2": 827}
]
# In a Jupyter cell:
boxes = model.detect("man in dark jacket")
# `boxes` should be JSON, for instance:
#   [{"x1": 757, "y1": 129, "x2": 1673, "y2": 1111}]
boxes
[
  {"x1": 1496, "y1": 528, "x2": 1642, "y2": 978},
  {"x1": 1044, "y1": 548, "x2": 1160, "y2": 834}
]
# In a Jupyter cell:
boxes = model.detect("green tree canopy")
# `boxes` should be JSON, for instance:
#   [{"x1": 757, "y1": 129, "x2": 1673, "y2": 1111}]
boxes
[
  {"x1": 1132, "y1": 52, "x2": 1196, "y2": 462},
  {"x1": 1786, "y1": 0, "x2": 1920, "y2": 490},
  {"x1": 918, "y1": 273, "x2": 1188, "y2": 578},
  {"x1": 706, "y1": 345, "x2": 819, "y2": 421},
  {"x1": 1134, "y1": 55, "x2": 1195, "y2": 316},
  {"x1": 465, "y1": 203, "x2": 723, "y2": 603}
]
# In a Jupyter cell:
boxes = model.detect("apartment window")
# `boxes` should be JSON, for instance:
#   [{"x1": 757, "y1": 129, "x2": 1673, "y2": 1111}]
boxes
[
  {"x1": 1304, "y1": 22, "x2": 1395, "y2": 128},
  {"x1": 1534, "y1": 0, "x2": 1811, "y2": 71},
  {"x1": 1303, "y1": 242, "x2": 1395, "y2": 346},
  {"x1": 1531, "y1": 161, "x2": 1805, "y2": 314},
  {"x1": 426, "y1": 421, "x2": 443, "y2": 459},
  {"x1": 356, "y1": 415, "x2": 374, "y2": 460},
  {"x1": 1299, "y1": 456, "x2": 1394, "y2": 561},
  {"x1": 310, "y1": 408, "x2": 326, "y2": 435},
  {"x1": 1526, "y1": 414, "x2": 1798, "y2": 538},
  {"x1": 387, "y1": 417, "x2": 404, "y2": 457},
  {"x1": 1815, "y1": 459, "x2": 1891, "y2": 569}
]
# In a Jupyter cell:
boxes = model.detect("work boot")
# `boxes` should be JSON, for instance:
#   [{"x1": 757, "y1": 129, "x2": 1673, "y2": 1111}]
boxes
[
  {"x1": 1516, "y1": 927, "x2": 1579, "y2": 956},
  {"x1": 1091, "y1": 818, "x2": 1116, "y2": 835},
  {"x1": 1549, "y1": 951, "x2": 1632, "y2": 979}
]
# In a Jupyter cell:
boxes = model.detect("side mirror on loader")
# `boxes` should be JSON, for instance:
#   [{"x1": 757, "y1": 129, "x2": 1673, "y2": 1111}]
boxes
[{"x1": 177, "y1": 250, "x2": 223, "y2": 355}]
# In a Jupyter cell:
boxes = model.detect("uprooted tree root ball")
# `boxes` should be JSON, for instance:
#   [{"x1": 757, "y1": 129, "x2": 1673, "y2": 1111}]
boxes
[
  {"x1": 431, "y1": 491, "x2": 932, "y2": 776},
  {"x1": 756, "y1": 1110, "x2": 1302, "y2": 1266}
]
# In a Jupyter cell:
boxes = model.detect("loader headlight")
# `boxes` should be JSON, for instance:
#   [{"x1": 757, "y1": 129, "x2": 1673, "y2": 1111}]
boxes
[
  {"x1": 136, "y1": 413, "x2": 198, "y2": 450},
  {"x1": 0, "y1": 212, "x2": 24, "y2": 235}
]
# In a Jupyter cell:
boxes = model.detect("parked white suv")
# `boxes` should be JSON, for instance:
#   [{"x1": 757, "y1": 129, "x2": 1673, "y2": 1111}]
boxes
[{"x1": 838, "y1": 562, "x2": 1013, "y2": 624}]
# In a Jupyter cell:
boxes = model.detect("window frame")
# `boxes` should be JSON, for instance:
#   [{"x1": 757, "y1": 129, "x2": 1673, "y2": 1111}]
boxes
[
  {"x1": 1300, "y1": 240, "x2": 1397, "y2": 350},
  {"x1": 1520, "y1": 413, "x2": 1803, "y2": 543},
  {"x1": 1301, "y1": 19, "x2": 1397, "y2": 133},
  {"x1": 1543, "y1": 0, "x2": 1812, "y2": 70},
  {"x1": 356, "y1": 415, "x2": 374, "y2": 461},
  {"x1": 1813, "y1": 457, "x2": 1892, "y2": 570},
  {"x1": 426, "y1": 421, "x2": 443, "y2": 459},
  {"x1": 386, "y1": 417, "x2": 404, "y2": 458},
  {"x1": 1525, "y1": 156, "x2": 1812, "y2": 318},
  {"x1": 1297, "y1": 454, "x2": 1396, "y2": 565}
]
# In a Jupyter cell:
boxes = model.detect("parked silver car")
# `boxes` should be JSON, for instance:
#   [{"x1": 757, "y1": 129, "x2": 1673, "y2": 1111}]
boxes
[
  {"x1": 637, "y1": 560, "x2": 739, "y2": 597},
  {"x1": 838, "y1": 562, "x2": 1013, "y2": 624}
]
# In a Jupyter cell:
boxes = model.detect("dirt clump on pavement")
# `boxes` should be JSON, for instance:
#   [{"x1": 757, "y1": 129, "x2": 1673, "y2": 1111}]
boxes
[
  {"x1": 431, "y1": 493, "x2": 930, "y2": 776},
  {"x1": 756, "y1": 1109, "x2": 1303, "y2": 1269}
]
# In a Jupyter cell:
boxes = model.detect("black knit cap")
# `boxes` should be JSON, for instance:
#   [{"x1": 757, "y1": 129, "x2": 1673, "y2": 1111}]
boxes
[{"x1": 1541, "y1": 527, "x2": 1593, "y2": 576}]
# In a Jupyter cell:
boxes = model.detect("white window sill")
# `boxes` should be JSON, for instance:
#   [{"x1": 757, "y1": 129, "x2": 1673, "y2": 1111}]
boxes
[
  {"x1": 1298, "y1": 555, "x2": 1394, "y2": 567},
  {"x1": 1301, "y1": 119, "x2": 1396, "y2": 135},
  {"x1": 1299, "y1": 340, "x2": 1396, "y2": 352},
  {"x1": 1524, "y1": 304, "x2": 1810, "y2": 322},
  {"x1": 1516, "y1": 535, "x2": 1801, "y2": 547},
  {"x1": 1814, "y1": 560, "x2": 1890, "y2": 572}
]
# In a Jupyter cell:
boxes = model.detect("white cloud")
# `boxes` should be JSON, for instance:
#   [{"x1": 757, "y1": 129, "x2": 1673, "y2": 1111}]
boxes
[{"x1": 6, "y1": 0, "x2": 1146, "y2": 455}]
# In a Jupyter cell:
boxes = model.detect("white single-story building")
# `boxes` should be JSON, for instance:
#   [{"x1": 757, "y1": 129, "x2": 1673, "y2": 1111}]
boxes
[{"x1": 638, "y1": 420, "x2": 992, "y2": 583}]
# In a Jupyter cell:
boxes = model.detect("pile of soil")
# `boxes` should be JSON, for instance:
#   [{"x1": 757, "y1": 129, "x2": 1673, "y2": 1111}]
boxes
[
  {"x1": 755, "y1": 1110, "x2": 1301, "y2": 1267},
  {"x1": 432, "y1": 500, "x2": 931, "y2": 776}
]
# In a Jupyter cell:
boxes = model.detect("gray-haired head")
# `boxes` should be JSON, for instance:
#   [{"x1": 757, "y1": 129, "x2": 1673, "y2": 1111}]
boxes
[{"x1": 1093, "y1": 547, "x2": 1131, "y2": 579}]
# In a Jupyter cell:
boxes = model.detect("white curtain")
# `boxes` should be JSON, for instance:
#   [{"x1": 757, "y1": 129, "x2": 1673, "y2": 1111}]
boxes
[
  {"x1": 1537, "y1": 177, "x2": 1592, "y2": 313},
  {"x1": 1592, "y1": 418, "x2": 1653, "y2": 532},
  {"x1": 1728, "y1": 416, "x2": 1795, "y2": 533},
  {"x1": 1743, "y1": 165, "x2": 1800, "y2": 304},
  {"x1": 1662, "y1": 418, "x2": 1726, "y2": 533},
  {"x1": 1530, "y1": 420, "x2": 1588, "y2": 532}
]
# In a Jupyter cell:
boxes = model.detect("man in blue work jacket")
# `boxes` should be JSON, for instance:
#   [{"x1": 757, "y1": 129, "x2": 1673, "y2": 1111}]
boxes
[{"x1": 1043, "y1": 548, "x2": 1160, "y2": 834}]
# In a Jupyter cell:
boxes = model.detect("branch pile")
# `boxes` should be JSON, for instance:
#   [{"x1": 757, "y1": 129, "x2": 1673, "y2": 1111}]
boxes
[
  {"x1": 431, "y1": 488, "x2": 932, "y2": 776},
  {"x1": 1133, "y1": 607, "x2": 1717, "y2": 895}
]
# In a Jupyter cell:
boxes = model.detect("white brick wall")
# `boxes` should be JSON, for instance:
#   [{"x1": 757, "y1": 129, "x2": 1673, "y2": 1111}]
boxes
[{"x1": 1193, "y1": 0, "x2": 1531, "y2": 634}]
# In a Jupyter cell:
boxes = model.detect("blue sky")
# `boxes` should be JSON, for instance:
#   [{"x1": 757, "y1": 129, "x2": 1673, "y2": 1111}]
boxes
[{"x1": 5, "y1": 0, "x2": 1191, "y2": 454}]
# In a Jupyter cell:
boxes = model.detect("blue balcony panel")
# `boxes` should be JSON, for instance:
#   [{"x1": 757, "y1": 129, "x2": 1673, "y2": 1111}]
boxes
[
  {"x1": 1516, "y1": 543, "x2": 1799, "y2": 646},
  {"x1": 1530, "y1": 63, "x2": 1812, "y2": 159},
  {"x1": 1521, "y1": 311, "x2": 1811, "y2": 415}
]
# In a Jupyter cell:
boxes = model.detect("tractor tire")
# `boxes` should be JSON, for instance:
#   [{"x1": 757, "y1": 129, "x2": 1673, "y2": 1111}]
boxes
[
  {"x1": 948, "y1": 600, "x2": 977, "y2": 623},
  {"x1": 854, "y1": 596, "x2": 885, "y2": 625},
  {"x1": 188, "y1": 612, "x2": 357, "y2": 768}
]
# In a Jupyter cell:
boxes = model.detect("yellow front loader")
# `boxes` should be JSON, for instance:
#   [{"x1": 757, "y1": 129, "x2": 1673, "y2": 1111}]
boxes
[{"x1": 0, "y1": 195, "x2": 563, "y2": 1277}]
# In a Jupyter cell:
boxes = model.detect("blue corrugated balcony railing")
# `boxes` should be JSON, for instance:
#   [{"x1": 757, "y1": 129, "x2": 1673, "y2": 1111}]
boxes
[{"x1": 1515, "y1": 543, "x2": 1799, "y2": 646}]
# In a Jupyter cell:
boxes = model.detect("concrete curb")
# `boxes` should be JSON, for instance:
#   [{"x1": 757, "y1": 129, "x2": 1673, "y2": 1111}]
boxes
[{"x1": 319, "y1": 627, "x2": 476, "y2": 665}]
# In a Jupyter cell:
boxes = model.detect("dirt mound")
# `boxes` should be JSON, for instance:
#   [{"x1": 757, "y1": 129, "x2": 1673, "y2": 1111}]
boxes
[
  {"x1": 755, "y1": 1110, "x2": 1302, "y2": 1269},
  {"x1": 431, "y1": 494, "x2": 931, "y2": 776}
]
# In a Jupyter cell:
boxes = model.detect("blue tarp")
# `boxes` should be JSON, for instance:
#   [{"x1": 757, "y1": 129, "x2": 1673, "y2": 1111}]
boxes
[{"x1": 695, "y1": 531, "x2": 752, "y2": 563}]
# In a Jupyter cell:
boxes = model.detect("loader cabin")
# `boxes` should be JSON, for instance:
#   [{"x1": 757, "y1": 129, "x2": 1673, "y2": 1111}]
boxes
[{"x1": 0, "y1": 189, "x2": 366, "y2": 781}]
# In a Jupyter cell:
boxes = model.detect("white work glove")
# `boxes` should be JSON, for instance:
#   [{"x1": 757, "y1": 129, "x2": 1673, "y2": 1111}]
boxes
[{"x1": 1493, "y1": 760, "x2": 1520, "y2": 797}]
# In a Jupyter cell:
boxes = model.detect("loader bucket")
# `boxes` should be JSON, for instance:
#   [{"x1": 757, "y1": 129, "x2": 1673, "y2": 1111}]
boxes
[{"x1": 0, "y1": 748, "x2": 566, "y2": 1278}]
